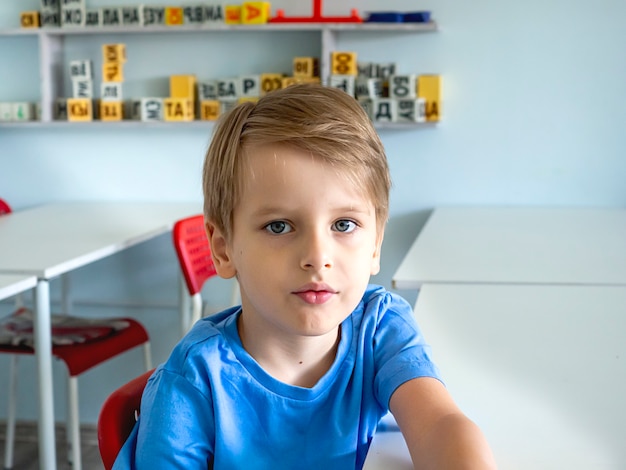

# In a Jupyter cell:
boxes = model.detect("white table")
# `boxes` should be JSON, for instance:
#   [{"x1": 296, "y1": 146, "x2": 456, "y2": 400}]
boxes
[
  {"x1": 363, "y1": 431, "x2": 411, "y2": 469},
  {"x1": 414, "y1": 283, "x2": 626, "y2": 469},
  {"x1": 0, "y1": 273, "x2": 37, "y2": 301},
  {"x1": 0, "y1": 202, "x2": 200, "y2": 470},
  {"x1": 392, "y1": 207, "x2": 626, "y2": 289}
]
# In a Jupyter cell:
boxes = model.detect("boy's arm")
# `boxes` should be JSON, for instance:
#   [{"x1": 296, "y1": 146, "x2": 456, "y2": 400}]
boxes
[{"x1": 389, "y1": 377, "x2": 497, "y2": 470}]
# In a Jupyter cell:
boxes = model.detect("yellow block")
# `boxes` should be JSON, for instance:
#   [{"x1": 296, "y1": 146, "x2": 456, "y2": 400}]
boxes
[
  {"x1": 164, "y1": 98, "x2": 194, "y2": 121},
  {"x1": 170, "y1": 75, "x2": 197, "y2": 99},
  {"x1": 260, "y1": 73, "x2": 283, "y2": 95},
  {"x1": 100, "y1": 101, "x2": 123, "y2": 121},
  {"x1": 200, "y1": 100, "x2": 220, "y2": 121},
  {"x1": 281, "y1": 76, "x2": 321, "y2": 88},
  {"x1": 20, "y1": 11, "x2": 40, "y2": 28},
  {"x1": 67, "y1": 99, "x2": 93, "y2": 122},
  {"x1": 331, "y1": 51, "x2": 357, "y2": 76},
  {"x1": 102, "y1": 63, "x2": 124, "y2": 82},
  {"x1": 293, "y1": 57, "x2": 319, "y2": 78},
  {"x1": 225, "y1": 5, "x2": 241, "y2": 24},
  {"x1": 238, "y1": 97, "x2": 259, "y2": 104},
  {"x1": 417, "y1": 75, "x2": 441, "y2": 122},
  {"x1": 102, "y1": 44, "x2": 126, "y2": 64},
  {"x1": 241, "y1": 2, "x2": 271, "y2": 24},
  {"x1": 165, "y1": 7, "x2": 184, "y2": 25}
]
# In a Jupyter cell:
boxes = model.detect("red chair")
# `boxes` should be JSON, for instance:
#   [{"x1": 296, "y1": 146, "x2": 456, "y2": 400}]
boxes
[
  {"x1": 97, "y1": 368, "x2": 155, "y2": 470},
  {"x1": 172, "y1": 214, "x2": 239, "y2": 333},
  {"x1": 0, "y1": 198, "x2": 152, "y2": 470}
]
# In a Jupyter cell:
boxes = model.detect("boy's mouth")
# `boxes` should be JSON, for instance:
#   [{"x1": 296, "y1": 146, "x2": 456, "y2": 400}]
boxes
[{"x1": 293, "y1": 283, "x2": 337, "y2": 305}]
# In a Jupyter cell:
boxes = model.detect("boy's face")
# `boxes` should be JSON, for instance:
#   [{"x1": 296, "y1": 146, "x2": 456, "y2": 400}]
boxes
[{"x1": 208, "y1": 144, "x2": 383, "y2": 340}]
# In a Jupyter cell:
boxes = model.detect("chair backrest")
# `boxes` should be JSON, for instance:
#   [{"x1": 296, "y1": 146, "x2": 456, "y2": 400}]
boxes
[
  {"x1": 173, "y1": 214, "x2": 218, "y2": 296},
  {"x1": 0, "y1": 198, "x2": 11, "y2": 215},
  {"x1": 97, "y1": 369, "x2": 155, "y2": 470}
]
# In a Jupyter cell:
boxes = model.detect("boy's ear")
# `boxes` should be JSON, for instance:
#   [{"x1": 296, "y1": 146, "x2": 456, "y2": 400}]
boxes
[
  {"x1": 205, "y1": 221, "x2": 237, "y2": 279},
  {"x1": 370, "y1": 228, "x2": 385, "y2": 276}
]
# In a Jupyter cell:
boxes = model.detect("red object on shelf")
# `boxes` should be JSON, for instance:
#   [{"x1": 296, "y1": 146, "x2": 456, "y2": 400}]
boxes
[{"x1": 269, "y1": 0, "x2": 362, "y2": 23}]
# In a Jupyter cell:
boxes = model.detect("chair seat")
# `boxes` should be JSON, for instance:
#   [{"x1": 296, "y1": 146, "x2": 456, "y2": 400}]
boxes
[{"x1": 0, "y1": 308, "x2": 149, "y2": 376}]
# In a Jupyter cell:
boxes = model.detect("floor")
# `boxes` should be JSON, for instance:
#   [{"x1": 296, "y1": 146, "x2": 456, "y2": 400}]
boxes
[{"x1": 0, "y1": 422, "x2": 104, "y2": 469}]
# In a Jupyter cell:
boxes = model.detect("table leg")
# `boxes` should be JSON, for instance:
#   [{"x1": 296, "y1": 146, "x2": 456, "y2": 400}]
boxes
[{"x1": 34, "y1": 279, "x2": 57, "y2": 470}]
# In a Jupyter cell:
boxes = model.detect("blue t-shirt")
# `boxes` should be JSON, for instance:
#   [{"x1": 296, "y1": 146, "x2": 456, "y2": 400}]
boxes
[{"x1": 114, "y1": 285, "x2": 441, "y2": 470}]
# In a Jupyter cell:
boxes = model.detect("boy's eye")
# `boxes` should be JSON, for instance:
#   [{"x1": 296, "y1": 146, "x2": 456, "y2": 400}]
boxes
[
  {"x1": 333, "y1": 219, "x2": 357, "y2": 233},
  {"x1": 265, "y1": 221, "x2": 292, "y2": 234}
]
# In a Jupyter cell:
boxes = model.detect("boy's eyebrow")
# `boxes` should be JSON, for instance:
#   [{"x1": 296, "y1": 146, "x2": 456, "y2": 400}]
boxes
[{"x1": 250, "y1": 204, "x2": 373, "y2": 217}]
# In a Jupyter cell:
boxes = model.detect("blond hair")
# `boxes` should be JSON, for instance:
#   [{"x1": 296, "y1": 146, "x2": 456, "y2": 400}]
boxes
[{"x1": 203, "y1": 84, "x2": 391, "y2": 240}]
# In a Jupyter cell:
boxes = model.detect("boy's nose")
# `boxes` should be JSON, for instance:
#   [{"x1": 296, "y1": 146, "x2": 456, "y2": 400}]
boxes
[{"x1": 300, "y1": 231, "x2": 332, "y2": 270}]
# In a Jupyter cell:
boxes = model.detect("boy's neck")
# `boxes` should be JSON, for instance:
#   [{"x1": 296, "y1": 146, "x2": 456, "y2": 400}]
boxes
[{"x1": 237, "y1": 313, "x2": 341, "y2": 388}]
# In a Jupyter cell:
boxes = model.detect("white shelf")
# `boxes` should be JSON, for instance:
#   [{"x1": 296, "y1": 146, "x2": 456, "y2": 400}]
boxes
[{"x1": 0, "y1": 21, "x2": 438, "y2": 128}]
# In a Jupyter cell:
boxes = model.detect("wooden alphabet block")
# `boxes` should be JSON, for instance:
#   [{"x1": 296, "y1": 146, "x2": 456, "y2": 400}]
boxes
[
  {"x1": 329, "y1": 75, "x2": 355, "y2": 96},
  {"x1": 54, "y1": 98, "x2": 68, "y2": 120},
  {"x1": 170, "y1": 75, "x2": 197, "y2": 99},
  {"x1": 200, "y1": 100, "x2": 220, "y2": 121},
  {"x1": 102, "y1": 44, "x2": 126, "y2": 64},
  {"x1": 67, "y1": 98, "x2": 93, "y2": 121},
  {"x1": 281, "y1": 77, "x2": 298, "y2": 88},
  {"x1": 40, "y1": 0, "x2": 60, "y2": 8},
  {"x1": 61, "y1": 6, "x2": 86, "y2": 27},
  {"x1": 377, "y1": 63, "x2": 396, "y2": 80},
  {"x1": 198, "y1": 80, "x2": 218, "y2": 100},
  {"x1": 389, "y1": 75, "x2": 417, "y2": 99},
  {"x1": 357, "y1": 62, "x2": 375, "y2": 78},
  {"x1": 0, "y1": 103, "x2": 13, "y2": 121},
  {"x1": 72, "y1": 79, "x2": 93, "y2": 99},
  {"x1": 20, "y1": 11, "x2": 41, "y2": 28},
  {"x1": 102, "y1": 62, "x2": 124, "y2": 82},
  {"x1": 371, "y1": 98, "x2": 396, "y2": 123},
  {"x1": 140, "y1": 98, "x2": 164, "y2": 121},
  {"x1": 417, "y1": 75, "x2": 441, "y2": 122},
  {"x1": 101, "y1": 82, "x2": 123, "y2": 101},
  {"x1": 357, "y1": 98, "x2": 373, "y2": 120},
  {"x1": 13, "y1": 103, "x2": 35, "y2": 121},
  {"x1": 203, "y1": 5, "x2": 224, "y2": 23},
  {"x1": 331, "y1": 52, "x2": 357, "y2": 76},
  {"x1": 122, "y1": 7, "x2": 142, "y2": 26},
  {"x1": 41, "y1": 8, "x2": 61, "y2": 27},
  {"x1": 101, "y1": 7, "x2": 122, "y2": 26},
  {"x1": 183, "y1": 6, "x2": 204, "y2": 25},
  {"x1": 69, "y1": 60, "x2": 92, "y2": 80},
  {"x1": 241, "y1": 2, "x2": 271, "y2": 24},
  {"x1": 260, "y1": 73, "x2": 283, "y2": 96},
  {"x1": 165, "y1": 7, "x2": 184, "y2": 25},
  {"x1": 100, "y1": 101, "x2": 123, "y2": 121},
  {"x1": 225, "y1": 5, "x2": 241, "y2": 24},
  {"x1": 217, "y1": 79, "x2": 239, "y2": 99},
  {"x1": 394, "y1": 98, "x2": 426, "y2": 123},
  {"x1": 355, "y1": 78, "x2": 383, "y2": 99},
  {"x1": 85, "y1": 10, "x2": 101, "y2": 26},
  {"x1": 240, "y1": 75, "x2": 260, "y2": 97},
  {"x1": 293, "y1": 57, "x2": 319, "y2": 78},
  {"x1": 142, "y1": 6, "x2": 165, "y2": 26},
  {"x1": 220, "y1": 99, "x2": 238, "y2": 115},
  {"x1": 164, "y1": 98, "x2": 194, "y2": 121}
]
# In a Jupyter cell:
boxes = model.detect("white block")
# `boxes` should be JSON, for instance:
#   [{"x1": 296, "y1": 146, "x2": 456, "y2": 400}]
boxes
[
  {"x1": 217, "y1": 79, "x2": 239, "y2": 99},
  {"x1": 377, "y1": 63, "x2": 396, "y2": 80},
  {"x1": 357, "y1": 62, "x2": 376, "y2": 78},
  {"x1": 141, "y1": 6, "x2": 166, "y2": 26},
  {"x1": 0, "y1": 103, "x2": 12, "y2": 121},
  {"x1": 394, "y1": 98, "x2": 426, "y2": 123},
  {"x1": 12, "y1": 103, "x2": 35, "y2": 121},
  {"x1": 54, "y1": 99, "x2": 68, "y2": 120},
  {"x1": 183, "y1": 5, "x2": 205, "y2": 25},
  {"x1": 85, "y1": 10, "x2": 101, "y2": 26},
  {"x1": 389, "y1": 75, "x2": 417, "y2": 99},
  {"x1": 101, "y1": 82, "x2": 123, "y2": 101},
  {"x1": 355, "y1": 78, "x2": 382, "y2": 99},
  {"x1": 372, "y1": 98, "x2": 396, "y2": 123},
  {"x1": 101, "y1": 7, "x2": 122, "y2": 27},
  {"x1": 198, "y1": 80, "x2": 218, "y2": 100},
  {"x1": 69, "y1": 60, "x2": 92, "y2": 80},
  {"x1": 220, "y1": 99, "x2": 238, "y2": 115},
  {"x1": 122, "y1": 6, "x2": 143, "y2": 26},
  {"x1": 329, "y1": 75, "x2": 355, "y2": 97},
  {"x1": 72, "y1": 79, "x2": 93, "y2": 99},
  {"x1": 140, "y1": 98, "x2": 164, "y2": 121},
  {"x1": 41, "y1": 0, "x2": 60, "y2": 9},
  {"x1": 203, "y1": 4, "x2": 224, "y2": 23},
  {"x1": 357, "y1": 98, "x2": 373, "y2": 120},
  {"x1": 61, "y1": 6, "x2": 86, "y2": 27},
  {"x1": 240, "y1": 75, "x2": 260, "y2": 97}
]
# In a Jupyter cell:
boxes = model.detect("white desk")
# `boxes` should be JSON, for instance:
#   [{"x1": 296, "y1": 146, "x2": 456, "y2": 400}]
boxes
[
  {"x1": 392, "y1": 207, "x2": 626, "y2": 289},
  {"x1": 363, "y1": 432, "x2": 411, "y2": 469},
  {"x1": 0, "y1": 202, "x2": 200, "y2": 470},
  {"x1": 0, "y1": 274, "x2": 37, "y2": 301},
  {"x1": 414, "y1": 284, "x2": 626, "y2": 469}
]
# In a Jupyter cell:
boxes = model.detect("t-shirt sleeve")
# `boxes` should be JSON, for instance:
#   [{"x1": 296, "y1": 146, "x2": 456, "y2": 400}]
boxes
[
  {"x1": 371, "y1": 290, "x2": 442, "y2": 408},
  {"x1": 113, "y1": 367, "x2": 215, "y2": 469}
]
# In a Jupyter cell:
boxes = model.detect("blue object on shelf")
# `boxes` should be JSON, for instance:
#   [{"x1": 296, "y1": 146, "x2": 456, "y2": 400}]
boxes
[
  {"x1": 365, "y1": 12, "x2": 404, "y2": 23},
  {"x1": 402, "y1": 11, "x2": 431, "y2": 23}
]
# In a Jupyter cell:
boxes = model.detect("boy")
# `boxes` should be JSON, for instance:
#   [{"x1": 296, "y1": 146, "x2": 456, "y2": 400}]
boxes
[{"x1": 114, "y1": 84, "x2": 495, "y2": 469}]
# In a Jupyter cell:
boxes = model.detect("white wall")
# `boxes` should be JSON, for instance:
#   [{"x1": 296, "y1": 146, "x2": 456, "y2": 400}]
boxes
[{"x1": 1, "y1": 0, "x2": 625, "y2": 424}]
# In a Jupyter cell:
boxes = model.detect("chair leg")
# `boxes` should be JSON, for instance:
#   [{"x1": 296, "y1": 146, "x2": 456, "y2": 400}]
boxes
[
  {"x1": 66, "y1": 376, "x2": 82, "y2": 470},
  {"x1": 4, "y1": 355, "x2": 19, "y2": 470},
  {"x1": 143, "y1": 342, "x2": 153, "y2": 371}
]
